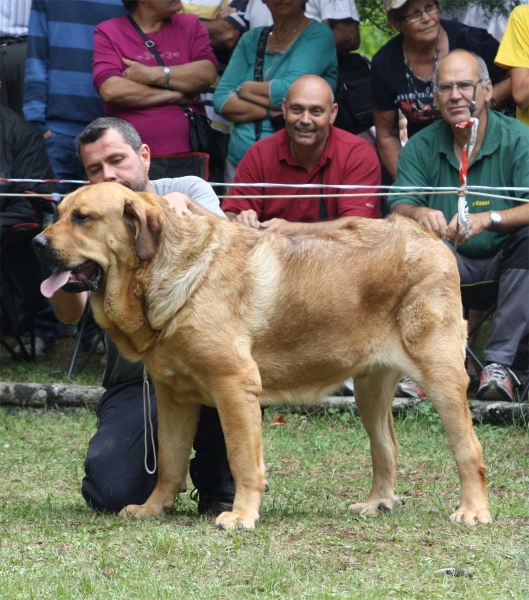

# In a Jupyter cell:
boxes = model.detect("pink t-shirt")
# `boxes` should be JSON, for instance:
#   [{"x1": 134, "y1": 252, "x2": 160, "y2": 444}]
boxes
[{"x1": 93, "y1": 13, "x2": 218, "y2": 155}]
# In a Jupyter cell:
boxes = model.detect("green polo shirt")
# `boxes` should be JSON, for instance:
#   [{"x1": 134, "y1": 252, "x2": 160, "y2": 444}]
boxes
[{"x1": 390, "y1": 110, "x2": 529, "y2": 258}]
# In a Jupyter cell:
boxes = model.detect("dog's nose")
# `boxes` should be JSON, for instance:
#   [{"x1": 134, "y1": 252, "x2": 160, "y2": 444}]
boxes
[{"x1": 32, "y1": 235, "x2": 49, "y2": 252}]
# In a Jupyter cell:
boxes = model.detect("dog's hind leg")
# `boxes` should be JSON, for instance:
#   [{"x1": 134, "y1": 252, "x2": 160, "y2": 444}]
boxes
[
  {"x1": 419, "y1": 354, "x2": 492, "y2": 525},
  {"x1": 119, "y1": 380, "x2": 200, "y2": 519},
  {"x1": 348, "y1": 367, "x2": 403, "y2": 517},
  {"x1": 212, "y1": 367, "x2": 266, "y2": 531}
]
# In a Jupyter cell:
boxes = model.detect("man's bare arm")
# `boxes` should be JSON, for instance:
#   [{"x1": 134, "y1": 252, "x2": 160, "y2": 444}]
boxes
[
  {"x1": 187, "y1": 197, "x2": 223, "y2": 218},
  {"x1": 511, "y1": 67, "x2": 529, "y2": 110},
  {"x1": 163, "y1": 191, "x2": 223, "y2": 218},
  {"x1": 260, "y1": 216, "x2": 358, "y2": 235},
  {"x1": 202, "y1": 18, "x2": 242, "y2": 50},
  {"x1": 391, "y1": 203, "x2": 449, "y2": 238},
  {"x1": 447, "y1": 201, "x2": 529, "y2": 244},
  {"x1": 49, "y1": 290, "x2": 88, "y2": 324}
]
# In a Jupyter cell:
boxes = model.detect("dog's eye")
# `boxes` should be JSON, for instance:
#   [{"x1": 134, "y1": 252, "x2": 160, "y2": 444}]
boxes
[{"x1": 73, "y1": 214, "x2": 93, "y2": 224}]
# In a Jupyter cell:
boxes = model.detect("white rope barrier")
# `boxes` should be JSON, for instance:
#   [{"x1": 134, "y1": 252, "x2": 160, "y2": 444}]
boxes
[
  {"x1": 3, "y1": 177, "x2": 529, "y2": 192},
  {"x1": 1, "y1": 178, "x2": 528, "y2": 203}
]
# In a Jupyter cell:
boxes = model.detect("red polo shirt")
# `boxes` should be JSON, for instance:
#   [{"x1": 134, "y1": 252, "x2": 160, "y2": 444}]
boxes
[{"x1": 222, "y1": 126, "x2": 381, "y2": 221}]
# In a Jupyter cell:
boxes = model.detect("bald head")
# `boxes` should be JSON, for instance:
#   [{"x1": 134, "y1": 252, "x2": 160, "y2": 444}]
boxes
[
  {"x1": 282, "y1": 75, "x2": 338, "y2": 157},
  {"x1": 285, "y1": 75, "x2": 335, "y2": 108},
  {"x1": 433, "y1": 50, "x2": 490, "y2": 89}
]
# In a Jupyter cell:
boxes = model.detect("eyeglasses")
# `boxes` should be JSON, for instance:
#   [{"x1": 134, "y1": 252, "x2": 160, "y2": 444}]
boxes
[
  {"x1": 398, "y1": 3, "x2": 439, "y2": 23},
  {"x1": 434, "y1": 80, "x2": 482, "y2": 94}
]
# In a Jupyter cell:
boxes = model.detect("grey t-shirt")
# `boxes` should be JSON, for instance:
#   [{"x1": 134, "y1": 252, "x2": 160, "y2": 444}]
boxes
[
  {"x1": 151, "y1": 176, "x2": 225, "y2": 218},
  {"x1": 101, "y1": 176, "x2": 225, "y2": 389}
]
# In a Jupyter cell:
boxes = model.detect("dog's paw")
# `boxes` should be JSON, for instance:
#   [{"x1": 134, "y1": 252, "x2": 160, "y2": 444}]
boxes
[
  {"x1": 118, "y1": 504, "x2": 164, "y2": 519},
  {"x1": 348, "y1": 497, "x2": 403, "y2": 517},
  {"x1": 215, "y1": 510, "x2": 259, "y2": 530},
  {"x1": 450, "y1": 506, "x2": 492, "y2": 525}
]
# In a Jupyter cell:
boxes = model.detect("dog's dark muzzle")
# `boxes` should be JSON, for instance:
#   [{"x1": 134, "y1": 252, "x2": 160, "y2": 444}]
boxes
[{"x1": 33, "y1": 235, "x2": 104, "y2": 295}]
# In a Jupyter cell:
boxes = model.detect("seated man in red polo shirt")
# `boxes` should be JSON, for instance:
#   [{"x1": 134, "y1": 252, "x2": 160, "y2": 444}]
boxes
[{"x1": 222, "y1": 74, "x2": 381, "y2": 234}]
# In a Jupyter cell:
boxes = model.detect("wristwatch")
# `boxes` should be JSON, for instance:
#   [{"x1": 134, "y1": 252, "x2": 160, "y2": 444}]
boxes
[
  {"x1": 163, "y1": 66, "x2": 171, "y2": 89},
  {"x1": 489, "y1": 210, "x2": 502, "y2": 231}
]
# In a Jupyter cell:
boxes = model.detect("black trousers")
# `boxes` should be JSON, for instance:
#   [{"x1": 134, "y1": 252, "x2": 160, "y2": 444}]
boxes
[
  {"x1": 82, "y1": 379, "x2": 235, "y2": 513},
  {"x1": 0, "y1": 39, "x2": 27, "y2": 114}
]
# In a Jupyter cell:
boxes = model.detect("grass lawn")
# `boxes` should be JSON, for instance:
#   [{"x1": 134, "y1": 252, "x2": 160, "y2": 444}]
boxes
[
  {"x1": 0, "y1": 336, "x2": 104, "y2": 387},
  {"x1": 0, "y1": 408, "x2": 527, "y2": 600}
]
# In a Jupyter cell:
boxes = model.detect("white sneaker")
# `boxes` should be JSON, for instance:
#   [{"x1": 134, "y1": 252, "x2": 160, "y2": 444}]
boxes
[
  {"x1": 476, "y1": 363, "x2": 517, "y2": 402},
  {"x1": 13, "y1": 336, "x2": 47, "y2": 359},
  {"x1": 396, "y1": 377, "x2": 426, "y2": 398}
]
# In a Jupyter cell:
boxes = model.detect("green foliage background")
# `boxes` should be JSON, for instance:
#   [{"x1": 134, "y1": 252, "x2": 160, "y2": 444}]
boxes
[{"x1": 356, "y1": 0, "x2": 514, "y2": 35}]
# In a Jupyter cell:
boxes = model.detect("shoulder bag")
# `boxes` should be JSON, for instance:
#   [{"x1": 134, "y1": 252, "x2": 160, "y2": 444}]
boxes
[
  {"x1": 126, "y1": 15, "x2": 215, "y2": 153},
  {"x1": 334, "y1": 52, "x2": 374, "y2": 135}
]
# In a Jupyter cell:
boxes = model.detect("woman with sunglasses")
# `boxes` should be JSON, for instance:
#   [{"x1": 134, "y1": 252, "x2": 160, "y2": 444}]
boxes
[{"x1": 371, "y1": 0, "x2": 511, "y2": 180}]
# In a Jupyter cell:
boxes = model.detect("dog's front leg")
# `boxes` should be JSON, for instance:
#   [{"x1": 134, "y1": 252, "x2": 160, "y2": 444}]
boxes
[
  {"x1": 119, "y1": 381, "x2": 200, "y2": 519},
  {"x1": 213, "y1": 371, "x2": 266, "y2": 530}
]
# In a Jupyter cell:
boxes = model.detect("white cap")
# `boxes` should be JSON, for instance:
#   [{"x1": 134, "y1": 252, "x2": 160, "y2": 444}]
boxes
[{"x1": 384, "y1": 0, "x2": 409, "y2": 13}]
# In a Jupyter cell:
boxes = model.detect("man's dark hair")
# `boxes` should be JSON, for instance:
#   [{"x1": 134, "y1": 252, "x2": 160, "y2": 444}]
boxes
[
  {"x1": 76, "y1": 117, "x2": 143, "y2": 162},
  {"x1": 122, "y1": 0, "x2": 138, "y2": 10}
]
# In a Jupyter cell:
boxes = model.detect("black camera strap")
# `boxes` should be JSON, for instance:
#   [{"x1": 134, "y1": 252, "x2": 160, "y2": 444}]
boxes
[
  {"x1": 253, "y1": 27, "x2": 272, "y2": 141},
  {"x1": 318, "y1": 168, "x2": 327, "y2": 222}
]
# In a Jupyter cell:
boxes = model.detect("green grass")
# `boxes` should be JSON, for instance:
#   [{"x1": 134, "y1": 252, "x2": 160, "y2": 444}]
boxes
[
  {"x1": 0, "y1": 336, "x2": 104, "y2": 387},
  {"x1": 0, "y1": 409, "x2": 527, "y2": 599}
]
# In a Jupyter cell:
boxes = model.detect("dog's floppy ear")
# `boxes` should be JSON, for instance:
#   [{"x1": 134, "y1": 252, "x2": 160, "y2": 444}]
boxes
[{"x1": 123, "y1": 195, "x2": 164, "y2": 262}]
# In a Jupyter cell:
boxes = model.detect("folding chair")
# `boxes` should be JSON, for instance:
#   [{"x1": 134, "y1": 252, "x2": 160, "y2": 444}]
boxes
[
  {"x1": 0, "y1": 196, "x2": 58, "y2": 360},
  {"x1": 67, "y1": 301, "x2": 105, "y2": 378},
  {"x1": 0, "y1": 223, "x2": 43, "y2": 359},
  {"x1": 460, "y1": 280, "x2": 499, "y2": 374}
]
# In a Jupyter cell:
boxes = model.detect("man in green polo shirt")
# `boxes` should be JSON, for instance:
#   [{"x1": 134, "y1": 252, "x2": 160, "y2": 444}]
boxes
[{"x1": 389, "y1": 49, "x2": 529, "y2": 402}]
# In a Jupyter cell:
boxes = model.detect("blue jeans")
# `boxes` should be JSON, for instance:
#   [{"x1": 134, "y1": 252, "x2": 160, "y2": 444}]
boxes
[{"x1": 44, "y1": 131, "x2": 86, "y2": 195}]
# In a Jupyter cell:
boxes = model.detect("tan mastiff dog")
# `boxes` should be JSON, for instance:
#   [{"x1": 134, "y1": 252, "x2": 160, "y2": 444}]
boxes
[{"x1": 34, "y1": 182, "x2": 492, "y2": 529}]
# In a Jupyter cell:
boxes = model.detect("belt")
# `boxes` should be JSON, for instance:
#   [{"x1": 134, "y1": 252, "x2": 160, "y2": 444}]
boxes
[{"x1": 0, "y1": 36, "x2": 28, "y2": 46}]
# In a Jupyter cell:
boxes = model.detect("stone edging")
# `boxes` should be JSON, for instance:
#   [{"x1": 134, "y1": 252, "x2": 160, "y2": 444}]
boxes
[{"x1": 1, "y1": 382, "x2": 527, "y2": 425}]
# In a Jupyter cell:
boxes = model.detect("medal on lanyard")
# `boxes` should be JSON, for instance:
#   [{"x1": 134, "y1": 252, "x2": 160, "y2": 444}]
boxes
[{"x1": 453, "y1": 117, "x2": 478, "y2": 251}]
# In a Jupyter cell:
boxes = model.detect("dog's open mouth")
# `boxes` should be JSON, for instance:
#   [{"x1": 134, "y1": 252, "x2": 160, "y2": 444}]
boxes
[{"x1": 40, "y1": 261, "x2": 103, "y2": 298}]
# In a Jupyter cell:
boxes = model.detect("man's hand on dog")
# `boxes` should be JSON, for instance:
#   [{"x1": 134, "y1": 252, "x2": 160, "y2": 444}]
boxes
[
  {"x1": 414, "y1": 207, "x2": 449, "y2": 238},
  {"x1": 232, "y1": 209, "x2": 261, "y2": 229},
  {"x1": 260, "y1": 218, "x2": 297, "y2": 234},
  {"x1": 164, "y1": 192, "x2": 193, "y2": 218},
  {"x1": 231, "y1": 211, "x2": 298, "y2": 235},
  {"x1": 414, "y1": 207, "x2": 489, "y2": 245}
]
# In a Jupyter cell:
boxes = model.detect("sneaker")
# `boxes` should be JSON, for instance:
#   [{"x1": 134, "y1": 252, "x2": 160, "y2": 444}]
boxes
[
  {"x1": 13, "y1": 336, "x2": 48, "y2": 359},
  {"x1": 396, "y1": 377, "x2": 426, "y2": 398},
  {"x1": 190, "y1": 489, "x2": 234, "y2": 516},
  {"x1": 56, "y1": 323, "x2": 77, "y2": 338},
  {"x1": 476, "y1": 363, "x2": 516, "y2": 402}
]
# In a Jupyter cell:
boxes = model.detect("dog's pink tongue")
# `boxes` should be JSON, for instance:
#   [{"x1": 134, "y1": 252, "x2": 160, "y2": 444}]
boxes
[{"x1": 40, "y1": 269, "x2": 72, "y2": 298}]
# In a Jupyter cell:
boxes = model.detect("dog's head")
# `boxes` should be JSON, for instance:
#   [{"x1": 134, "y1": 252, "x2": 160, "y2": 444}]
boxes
[{"x1": 33, "y1": 182, "x2": 165, "y2": 298}]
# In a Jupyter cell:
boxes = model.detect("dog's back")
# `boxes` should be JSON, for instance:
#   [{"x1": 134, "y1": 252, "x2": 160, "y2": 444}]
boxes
[{"x1": 150, "y1": 214, "x2": 463, "y2": 406}]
